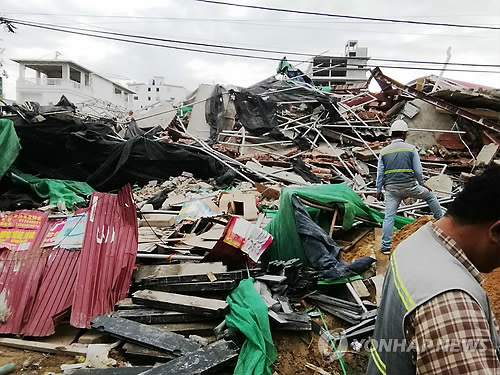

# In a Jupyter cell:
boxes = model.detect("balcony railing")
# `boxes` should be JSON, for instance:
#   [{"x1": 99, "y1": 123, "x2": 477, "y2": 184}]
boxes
[{"x1": 18, "y1": 78, "x2": 88, "y2": 89}]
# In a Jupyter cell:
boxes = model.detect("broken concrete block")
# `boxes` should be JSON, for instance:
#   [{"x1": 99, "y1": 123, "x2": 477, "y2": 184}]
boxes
[
  {"x1": 132, "y1": 290, "x2": 229, "y2": 317},
  {"x1": 425, "y1": 175, "x2": 453, "y2": 198},
  {"x1": 91, "y1": 315, "x2": 200, "y2": 356},
  {"x1": 475, "y1": 143, "x2": 499, "y2": 166},
  {"x1": 139, "y1": 340, "x2": 238, "y2": 375},
  {"x1": 218, "y1": 191, "x2": 259, "y2": 220}
]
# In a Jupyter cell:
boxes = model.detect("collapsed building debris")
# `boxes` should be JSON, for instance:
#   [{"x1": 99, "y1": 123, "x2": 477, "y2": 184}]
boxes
[{"x1": 0, "y1": 65, "x2": 499, "y2": 374}]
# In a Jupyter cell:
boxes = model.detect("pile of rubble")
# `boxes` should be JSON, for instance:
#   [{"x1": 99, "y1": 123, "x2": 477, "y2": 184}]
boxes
[{"x1": 0, "y1": 65, "x2": 499, "y2": 375}]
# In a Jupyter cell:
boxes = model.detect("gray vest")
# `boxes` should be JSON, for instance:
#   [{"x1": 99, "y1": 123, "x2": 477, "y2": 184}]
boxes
[
  {"x1": 380, "y1": 141, "x2": 416, "y2": 186},
  {"x1": 367, "y1": 224, "x2": 500, "y2": 375}
]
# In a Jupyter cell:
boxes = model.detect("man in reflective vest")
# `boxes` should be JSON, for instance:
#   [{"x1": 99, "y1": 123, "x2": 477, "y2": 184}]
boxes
[
  {"x1": 376, "y1": 119, "x2": 443, "y2": 254},
  {"x1": 367, "y1": 167, "x2": 500, "y2": 375}
]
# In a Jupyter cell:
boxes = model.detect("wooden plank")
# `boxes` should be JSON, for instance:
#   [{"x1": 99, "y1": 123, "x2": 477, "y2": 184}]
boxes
[
  {"x1": 147, "y1": 280, "x2": 237, "y2": 293},
  {"x1": 350, "y1": 279, "x2": 370, "y2": 299},
  {"x1": 152, "y1": 322, "x2": 220, "y2": 336},
  {"x1": 305, "y1": 362, "x2": 332, "y2": 375},
  {"x1": 123, "y1": 343, "x2": 175, "y2": 364},
  {"x1": 140, "y1": 269, "x2": 261, "y2": 287},
  {"x1": 133, "y1": 263, "x2": 227, "y2": 282},
  {"x1": 78, "y1": 330, "x2": 109, "y2": 345},
  {"x1": 132, "y1": 290, "x2": 228, "y2": 317},
  {"x1": 328, "y1": 208, "x2": 338, "y2": 237},
  {"x1": 0, "y1": 337, "x2": 87, "y2": 356},
  {"x1": 112, "y1": 309, "x2": 212, "y2": 324},
  {"x1": 370, "y1": 275, "x2": 385, "y2": 306},
  {"x1": 72, "y1": 367, "x2": 152, "y2": 375},
  {"x1": 140, "y1": 340, "x2": 238, "y2": 375},
  {"x1": 91, "y1": 315, "x2": 200, "y2": 356}
]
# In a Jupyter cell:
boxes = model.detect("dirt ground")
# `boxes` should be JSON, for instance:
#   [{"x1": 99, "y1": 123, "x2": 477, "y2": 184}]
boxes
[
  {"x1": 483, "y1": 269, "x2": 500, "y2": 321},
  {"x1": 0, "y1": 346, "x2": 77, "y2": 374}
]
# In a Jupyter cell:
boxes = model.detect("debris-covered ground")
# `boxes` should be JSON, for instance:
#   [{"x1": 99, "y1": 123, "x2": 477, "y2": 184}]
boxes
[{"x1": 0, "y1": 64, "x2": 499, "y2": 375}]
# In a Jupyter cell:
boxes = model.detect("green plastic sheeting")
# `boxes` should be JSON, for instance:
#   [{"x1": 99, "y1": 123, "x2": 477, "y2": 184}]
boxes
[
  {"x1": 12, "y1": 170, "x2": 94, "y2": 209},
  {"x1": 226, "y1": 278, "x2": 277, "y2": 375},
  {"x1": 265, "y1": 183, "x2": 414, "y2": 265},
  {"x1": 276, "y1": 57, "x2": 295, "y2": 74},
  {"x1": 0, "y1": 119, "x2": 21, "y2": 179}
]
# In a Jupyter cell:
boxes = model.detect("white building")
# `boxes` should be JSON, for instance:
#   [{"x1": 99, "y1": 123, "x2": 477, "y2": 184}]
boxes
[
  {"x1": 12, "y1": 58, "x2": 134, "y2": 109},
  {"x1": 127, "y1": 76, "x2": 188, "y2": 111},
  {"x1": 312, "y1": 40, "x2": 370, "y2": 87}
]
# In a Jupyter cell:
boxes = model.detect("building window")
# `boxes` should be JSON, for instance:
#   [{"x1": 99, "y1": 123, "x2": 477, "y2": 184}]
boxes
[
  {"x1": 114, "y1": 87, "x2": 122, "y2": 94},
  {"x1": 141, "y1": 105, "x2": 143, "y2": 108},
  {"x1": 148, "y1": 97, "x2": 151, "y2": 101},
  {"x1": 156, "y1": 87, "x2": 160, "y2": 92},
  {"x1": 148, "y1": 87, "x2": 151, "y2": 92},
  {"x1": 134, "y1": 96, "x2": 139, "y2": 100}
]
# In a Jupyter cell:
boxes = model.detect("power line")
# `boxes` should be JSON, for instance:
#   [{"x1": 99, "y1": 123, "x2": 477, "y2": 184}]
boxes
[
  {"x1": 3, "y1": 11, "x2": 500, "y2": 40},
  {"x1": 5, "y1": 19, "x2": 500, "y2": 74},
  {"x1": 192, "y1": 0, "x2": 500, "y2": 30},
  {"x1": 6, "y1": 17, "x2": 500, "y2": 69}
]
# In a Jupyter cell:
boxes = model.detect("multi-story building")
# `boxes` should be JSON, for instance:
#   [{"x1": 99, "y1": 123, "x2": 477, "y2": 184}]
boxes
[
  {"x1": 312, "y1": 40, "x2": 370, "y2": 88},
  {"x1": 127, "y1": 76, "x2": 189, "y2": 110},
  {"x1": 12, "y1": 58, "x2": 134, "y2": 109}
]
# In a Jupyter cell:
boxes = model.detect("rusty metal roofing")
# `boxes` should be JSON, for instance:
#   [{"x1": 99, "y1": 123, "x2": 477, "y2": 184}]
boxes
[{"x1": 70, "y1": 185, "x2": 138, "y2": 328}]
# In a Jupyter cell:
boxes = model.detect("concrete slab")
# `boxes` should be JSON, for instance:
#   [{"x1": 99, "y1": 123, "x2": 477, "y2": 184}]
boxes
[
  {"x1": 91, "y1": 315, "x2": 200, "y2": 356},
  {"x1": 133, "y1": 290, "x2": 228, "y2": 317},
  {"x1": 476, "y1": 143, "x2": 499, "y2": 166}
]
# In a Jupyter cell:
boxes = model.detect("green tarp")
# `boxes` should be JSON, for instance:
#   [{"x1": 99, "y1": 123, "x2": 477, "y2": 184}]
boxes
[
  {"x1": 226, "y1": 278, "x2": 277, "y2": 375},
  {"x1": 265, "y1": 183, "x2": 414, "y2": 265},
  {"x1": 0, "y1": 119, "x2": 21, "y2": 179},
  {"x1": 12, "y1": 170, "x2": 94, "y2": 209}
]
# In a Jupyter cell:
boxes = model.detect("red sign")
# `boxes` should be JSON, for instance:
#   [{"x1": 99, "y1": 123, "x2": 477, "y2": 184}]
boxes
[{"x1": 0, "y1": 212, "x2": 45, "y2": 251}]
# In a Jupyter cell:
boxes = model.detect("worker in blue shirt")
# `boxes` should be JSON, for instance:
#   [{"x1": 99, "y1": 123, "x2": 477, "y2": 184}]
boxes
[{"x1": 376, "y1": 119, "x2": 443, "y2": 254}]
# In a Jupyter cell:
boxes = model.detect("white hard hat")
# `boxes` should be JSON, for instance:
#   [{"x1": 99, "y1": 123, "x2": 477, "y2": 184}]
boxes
[{"x1": 390, "y1": 119, "x2": 409, "y2": 134}]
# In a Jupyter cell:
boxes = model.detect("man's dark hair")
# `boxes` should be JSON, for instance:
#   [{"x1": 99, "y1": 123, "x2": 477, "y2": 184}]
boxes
[
  {"x1": 447, "y1": 167, "x2": 500, "y2": 224},
  {"x1": 391, "y1": 131, "x2": 406, "y2": 138}
]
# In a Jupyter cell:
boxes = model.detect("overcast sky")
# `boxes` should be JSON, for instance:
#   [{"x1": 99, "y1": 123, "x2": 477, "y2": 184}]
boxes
[{"x1": 1, "y1": 0, "x2": 499, "y2": 100}]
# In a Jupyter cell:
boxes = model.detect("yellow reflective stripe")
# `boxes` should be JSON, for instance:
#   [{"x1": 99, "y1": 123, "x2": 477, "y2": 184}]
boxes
[
  {"x1": 390, "y1": 257, "x2": 411, "y2": 311},
  {"x1": 380, "y1": 148, "x2": 413, "y2": 156},
  {"x1": 384, "y1": 169, "x2": 413, "y2": 175},
  {"x1": 390, "y1": 255, "x2": 416, "y2": 310},
  {"x1": 370, "y1": 342, "x2": 387, "y2": 375}
]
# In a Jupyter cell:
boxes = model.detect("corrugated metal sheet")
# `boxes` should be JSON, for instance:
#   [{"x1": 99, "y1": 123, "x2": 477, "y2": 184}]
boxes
[
  {"x1": 0, "y1": 211, "x2": 50, "y2": 334},
  {"x1": 22, "y1": 247, "x2": 80, "y2": 336},
  {"x1": 70, "y1": 185, "x2": 138, "y2": 328}
]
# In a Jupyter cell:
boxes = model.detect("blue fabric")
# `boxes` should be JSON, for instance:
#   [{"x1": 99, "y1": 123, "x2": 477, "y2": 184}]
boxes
[{"x1": 381, "y1": 183, "x2": 443, "y2": 249}]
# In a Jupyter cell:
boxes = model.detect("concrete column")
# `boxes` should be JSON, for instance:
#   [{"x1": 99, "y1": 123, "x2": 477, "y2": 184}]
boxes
[
  {"x1": 62, "y1": 63, "x2": 70, "y2": 81},
  {"x1": 18, "y1": 63, "x2": 25, "y2": 80},
  {"x1": 80, "y1": 71, "x2": 85, "y2": 87}
]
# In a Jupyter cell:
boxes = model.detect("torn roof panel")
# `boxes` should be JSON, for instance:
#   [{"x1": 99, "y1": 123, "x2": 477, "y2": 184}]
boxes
[
  {"x1": 70, "y1": 184, "x2": 138, "y2": 328},
  {"x1": 22, "y1": 247, "x2": 81, "y2": 336},
  {"x1": 0, "y1": 211, "x2": 50, "y2": 334}
]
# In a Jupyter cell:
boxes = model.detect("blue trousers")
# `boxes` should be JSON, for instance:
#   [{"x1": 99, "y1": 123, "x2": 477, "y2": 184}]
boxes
[{"x1": 381, "y1": 183, "x2": 443, "y2": 249}]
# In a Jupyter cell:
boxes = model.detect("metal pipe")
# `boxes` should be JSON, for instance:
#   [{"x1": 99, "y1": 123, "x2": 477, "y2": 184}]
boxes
[
  {"x1": 136, "y1": 254, "x2": 204, "y2": 260},
  {"x1": 321, "y1": 124, "x2": 466, "y2": 134}
]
